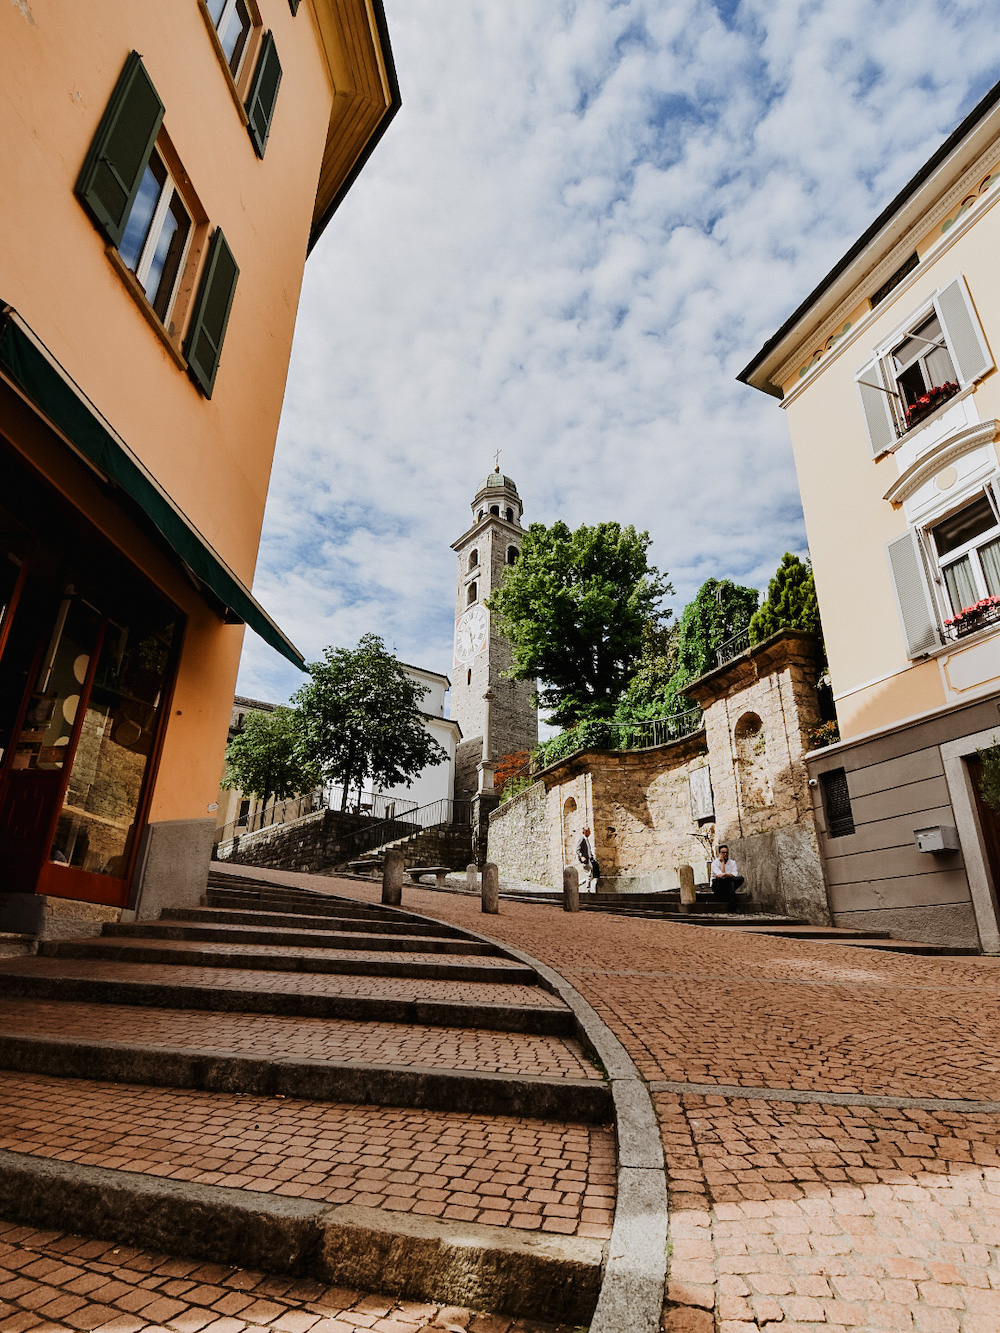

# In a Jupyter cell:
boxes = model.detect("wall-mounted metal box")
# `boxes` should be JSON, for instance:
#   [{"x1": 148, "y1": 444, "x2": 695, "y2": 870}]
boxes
[{"x1": 914, "y1": 825, "x2": 960, "y2": 853}]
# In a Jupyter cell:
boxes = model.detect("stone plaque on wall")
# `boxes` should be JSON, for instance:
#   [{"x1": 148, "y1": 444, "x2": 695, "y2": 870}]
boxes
[{"x1": 689, "y1": 765, "x2": 714, "y2": 821}]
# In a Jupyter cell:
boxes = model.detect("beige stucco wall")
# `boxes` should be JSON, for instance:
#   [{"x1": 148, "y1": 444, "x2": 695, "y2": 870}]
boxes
[{"x1": 780, "y1": 191, "x2": 1000, "y2": 739}]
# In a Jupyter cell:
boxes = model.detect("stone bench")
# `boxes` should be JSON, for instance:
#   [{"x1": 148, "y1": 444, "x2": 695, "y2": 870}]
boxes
[
  {"x1": 347, "y1": 859, "x2": 382, "y2": 875},
  {"x1": 404, "y1": 865, "x2": 451, "y2": 887}
]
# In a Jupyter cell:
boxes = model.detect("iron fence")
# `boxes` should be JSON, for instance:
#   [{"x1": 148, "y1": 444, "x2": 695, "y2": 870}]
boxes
[
  {"x1": 715, "y1": 627, "x2": 750, "y2": 667},
  {"x1": 337, "y1": 797, "x2": 474, "y2": 864}
]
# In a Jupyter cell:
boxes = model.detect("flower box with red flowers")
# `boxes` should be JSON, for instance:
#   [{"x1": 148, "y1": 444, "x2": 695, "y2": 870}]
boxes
[
  {"x1": 903, "y1": 381, "x2": 960, "y2": 431},
  {"x1": 944, "y1": 595, "x2": 1000, "y2": 639}
]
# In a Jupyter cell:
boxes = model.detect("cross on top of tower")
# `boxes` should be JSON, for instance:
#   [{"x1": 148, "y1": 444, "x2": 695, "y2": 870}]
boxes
[{"x1": 493, "y1": 448, "x2": 501, "y2": 470}]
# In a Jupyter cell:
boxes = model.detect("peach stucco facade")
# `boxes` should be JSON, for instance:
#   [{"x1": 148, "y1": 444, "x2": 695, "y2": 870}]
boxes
[{"x1": 0, "y1": 0, "x2": 396, "y2": 921}]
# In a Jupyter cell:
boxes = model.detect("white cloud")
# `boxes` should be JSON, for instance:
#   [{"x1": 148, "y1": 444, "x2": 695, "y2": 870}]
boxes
[{"x1": 238, "y1": 0, "x2": 1000, "y2": 705}]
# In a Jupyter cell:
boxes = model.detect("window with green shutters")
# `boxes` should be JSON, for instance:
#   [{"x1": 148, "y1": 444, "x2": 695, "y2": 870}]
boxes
[
  {"x1": 288, "y1": 0, "x2": 300, "y2": 12},
  {"x1": 76, "y1": 53, "x2": 164, "y2": 249},
  {"x1": 245, "y1": 32, "x2": 282, "y2": 157},
  {"x1": 183, "y1": 230, "x2": 240, "y2": 399}
]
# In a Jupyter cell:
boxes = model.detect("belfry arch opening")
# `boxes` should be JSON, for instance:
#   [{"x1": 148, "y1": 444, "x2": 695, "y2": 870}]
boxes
[
  {"x1": 468, "y1": 549, "x2": 479, "y2": 570},
  {"x1": 467, "y1": 581, "x2": 478, "y2": 605}
]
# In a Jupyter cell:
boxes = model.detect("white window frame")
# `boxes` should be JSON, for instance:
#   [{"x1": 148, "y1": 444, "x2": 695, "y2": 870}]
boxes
[
  {"x1": 120, "y1": 150, "x2": 193, "y2": 330},
  {"x1": 856, "y1": 276, "x2": 993, "y2": 457},
  {"x1": 924, "y1": 489, "x2": 1000, "y2": 618}
]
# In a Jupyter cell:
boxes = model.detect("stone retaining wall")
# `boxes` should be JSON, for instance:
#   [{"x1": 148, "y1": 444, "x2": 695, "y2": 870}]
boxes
[{"x1": 215, "y1": 809, "x2": 374, "y2": 874}]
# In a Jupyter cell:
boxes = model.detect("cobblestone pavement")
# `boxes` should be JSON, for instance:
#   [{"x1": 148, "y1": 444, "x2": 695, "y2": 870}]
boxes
[
  {"x1": 0, "y1": 1220, "x2": 579, "y2": 1332},
  {"x1": 0, "y1": 1070, "x2": 614, "y2": 1236},
  {"x1": 0, "y1": 999, "x2": 598, "y2": 1079},
  {"x1": 263, "y1": 868, "x2": 1000, "y2": 1333},
  {"x1": 0, "y1": 958, "x2": 561, "y2": 1008}
]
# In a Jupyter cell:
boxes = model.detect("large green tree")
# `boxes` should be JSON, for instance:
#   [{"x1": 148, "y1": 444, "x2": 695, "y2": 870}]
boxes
[
  {"x1": 222, "y1": 706, "x2": 319, "y2": 809},
  {"x1": 617, "y1": 578, "x2": 758, "y2": 721},
  {"x1": 293, "y1": 634, "x2": 445, "y2": 809},
  {"x1": 487, "y1": 521, "x2": 671, "y2": 728},
  {"x1": 748, "y1": 552, "x2": 822, "y2": 645}
]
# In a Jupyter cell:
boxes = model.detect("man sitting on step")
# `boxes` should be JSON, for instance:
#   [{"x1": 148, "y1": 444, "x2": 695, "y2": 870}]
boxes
[{"x1": 710, "y1": 844, "x2": 745, "y2": 907}]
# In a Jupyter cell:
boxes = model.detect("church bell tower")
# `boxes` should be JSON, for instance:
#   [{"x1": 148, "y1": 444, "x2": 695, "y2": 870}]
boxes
[{"x1": 450, "y1": 467, "x2": 538, "y2": 801}]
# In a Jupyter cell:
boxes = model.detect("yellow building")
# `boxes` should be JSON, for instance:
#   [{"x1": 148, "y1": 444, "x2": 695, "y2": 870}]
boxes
[
  {"x1": 0, "y1": 1, "x2": 397, "y2": 929},
  {"x1": 741, "y1": 83, "x2": 1000, "y2": 950}
]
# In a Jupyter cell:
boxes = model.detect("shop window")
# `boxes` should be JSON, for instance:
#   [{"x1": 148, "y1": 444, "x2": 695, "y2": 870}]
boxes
[
  {"x1": 855, "y1": 277, "x2": 993, "y2": 455},
  {"x1": 820, "y1": 768, "x2": 855, "y2": 837}
]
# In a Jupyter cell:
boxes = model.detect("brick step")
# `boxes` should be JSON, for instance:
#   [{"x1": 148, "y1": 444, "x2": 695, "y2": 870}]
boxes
[
  {"x1": 0, "y1": 1031, "x2": 611, "y2": 1122},
  {"x1": 0, "y1": 1071, "x2": 610, "y2": 1324},
  {"x1": 105, "y1": 919, "x2": 498, "y2": 957},
  {"x1": 173, "y1": 905, "x2": 469, "y2": 938},
  {"x1": 205, "y1": 887, "x2": 400, "y2": 919},
  {"x1": 0, "y1": 997, "x2": 598, "y2": 1082},
  {"x1": 712, "y1": 924, "x2": 980, "y2": 953},
  {"x1": 0, "y1": 957, "x2": 572, "y2": 1031},
  {"x1": 36, "y1": 937, "x2": 539, "y2": 985}
]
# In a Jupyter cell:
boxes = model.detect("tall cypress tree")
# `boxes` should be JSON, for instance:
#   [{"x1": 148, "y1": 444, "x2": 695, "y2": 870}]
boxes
[{"x1": 748, "y1": 553, "x2": 822, "y2": 645}]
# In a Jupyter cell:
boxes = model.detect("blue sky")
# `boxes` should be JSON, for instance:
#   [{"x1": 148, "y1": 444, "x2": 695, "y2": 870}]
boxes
[{"x1": 237, "y1": 0, "x2": 1000, "y2": 707}]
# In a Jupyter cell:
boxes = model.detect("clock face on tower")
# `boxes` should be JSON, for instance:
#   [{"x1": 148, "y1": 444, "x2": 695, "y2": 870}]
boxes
[{"x1": 454, "y1": 604, "x2": 488, "y2": 664}]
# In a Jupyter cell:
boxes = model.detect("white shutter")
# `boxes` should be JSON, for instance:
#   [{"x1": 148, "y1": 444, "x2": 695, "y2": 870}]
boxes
[
  {"x1": 887, "y1": 530, "x2": 942, "y2": 658},
  {"x1": 935, "y1": 277, "x2": 993, "y2": 386},
  {"x1": 855, "y1": 357, "x2": 897, "y2": 457},
  {"x1": 986, "y1": 476, "x2": 1000, "y2": 523}
]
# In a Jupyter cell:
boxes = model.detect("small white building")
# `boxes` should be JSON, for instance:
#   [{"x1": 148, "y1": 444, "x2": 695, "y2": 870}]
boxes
[{"x1": 356, "y1": 664, "x2": 460, "y2": 811}]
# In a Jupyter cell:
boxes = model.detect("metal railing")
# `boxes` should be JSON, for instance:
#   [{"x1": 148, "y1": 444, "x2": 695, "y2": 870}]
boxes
[
  {"x1": 337, "y1": 797, "x2": 473, "y2": 864},
  {"x1": 715, "y1": 627, "x2": 750, "y2": 667},
  {"x1": 533, "y1": 707, "x2": 704, "y2": 771},
  {"x1": 216, "y1": 790, "x2": 325, "y2": 845},
  {"x1": 945, "y1": 600, "x2": 1000, "y2": 641}
]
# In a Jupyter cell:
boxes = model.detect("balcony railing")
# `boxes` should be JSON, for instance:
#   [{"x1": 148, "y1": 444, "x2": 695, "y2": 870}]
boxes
[{"x1": 715, "y1": 628, "x2": 750, "y2": 667}]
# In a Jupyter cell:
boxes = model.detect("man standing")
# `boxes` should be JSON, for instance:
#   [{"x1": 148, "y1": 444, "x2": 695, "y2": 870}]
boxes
[
  {"x1": 710, "y1": 844, "x2": 745, "y2": 906},
  {"x1": 575, "y1": 826, "x2": 600, "y2": 892}
]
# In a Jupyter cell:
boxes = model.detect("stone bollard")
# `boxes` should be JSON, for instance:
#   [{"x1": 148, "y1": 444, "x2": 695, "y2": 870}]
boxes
[
  {"x1": 466, "y1": 863, "x2": 478, "y2": 893},
  {"x1": 563, "y1": 864, "x2": 580, "y2": 913},
  {"x1": 382, "y1": 848, "x2": 404, "y2": 906},
  {"x1": 678, "y1": 864, "x2": 696, "y2": 914},
  {"x1": 481, "y1": 862, "x2": 499, "y2": 914}
]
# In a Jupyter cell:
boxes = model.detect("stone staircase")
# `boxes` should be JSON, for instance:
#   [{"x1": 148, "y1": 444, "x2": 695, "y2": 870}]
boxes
[
  {"x1": 350, "y1": 820, "x2": 474, "y2": 873},
  {"x1": 0, "y1": 867, "x2": 626, "y2": 1329}
]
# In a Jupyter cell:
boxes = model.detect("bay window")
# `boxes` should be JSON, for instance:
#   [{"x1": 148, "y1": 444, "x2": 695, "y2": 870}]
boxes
[{"x1": 931, "y1": 494, "x2": 1000, "y2": 628}]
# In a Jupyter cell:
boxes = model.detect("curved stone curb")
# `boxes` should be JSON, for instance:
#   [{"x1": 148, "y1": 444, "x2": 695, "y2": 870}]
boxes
[
  {"x1": 0, "y1": 1150, "x2": 602, "y2": 1324},
  {"x1": 384, "y1": 902, "x2": 670, "y2": 1333}
]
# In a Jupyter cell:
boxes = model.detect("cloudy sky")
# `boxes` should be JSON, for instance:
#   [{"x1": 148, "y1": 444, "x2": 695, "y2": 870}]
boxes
[{"x1": 237, "y1": 0, "x2": 1000, "y2": 707}]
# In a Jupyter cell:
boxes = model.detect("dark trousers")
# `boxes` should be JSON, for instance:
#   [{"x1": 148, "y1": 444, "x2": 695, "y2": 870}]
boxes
[{"x1": 711, "y1": 874, "x2": 744, "y2": 904}]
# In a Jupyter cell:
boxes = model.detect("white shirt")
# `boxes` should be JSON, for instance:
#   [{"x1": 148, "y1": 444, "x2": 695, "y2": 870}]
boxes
[{"x1": 711, "y1": 856, "x2": 738, "y2": 878}]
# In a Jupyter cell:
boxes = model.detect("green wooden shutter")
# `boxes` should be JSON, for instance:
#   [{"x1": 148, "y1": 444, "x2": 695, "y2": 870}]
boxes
[
  {"x1": 76, "y1": 52, "x2": 164, "y2": 247},
  {"x1": 245, "y1": 32, "x2": 282, "y2": 158},
  {"x1": 288, "y1": 0, "x2": 300, "y2": 12},
  {"x1": 183, "y1": 230, "x2": 239, "y2": 399}
]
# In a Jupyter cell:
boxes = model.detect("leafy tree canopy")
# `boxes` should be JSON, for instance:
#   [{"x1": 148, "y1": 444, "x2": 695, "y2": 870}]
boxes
[
  {"x1": 222, "y1": 706, "x2": 319, "y2": 808},
  {"x1": 617, "y1": 578, "x2": 758, "y2": 722},
  {"x1": 486, "y1": 520, "x2": 672, "y2": 729},
  {"x1": 748, "y1": 552, "x2": 822, "y2": 646},
  {"x1": 292, "y1": 633, "x2": 446, "y2": 809}
]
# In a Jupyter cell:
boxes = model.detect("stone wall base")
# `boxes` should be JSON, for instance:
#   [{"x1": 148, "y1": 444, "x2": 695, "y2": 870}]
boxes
[
  {"x1": 132, "y1": 817, "x2": 217, "y2": 920},
  {"x1": 728, "y1": 822, "x2": 831, "y2": 924},
  {"x1": 215, "y1": 809, "x2": 377, "y2": 875},
  {"x1": 833, "y1": 901, "x2": 981, "y2": 949},
  {"x1": 0, "y1": 893, "x2": 125, "y2": 939}
]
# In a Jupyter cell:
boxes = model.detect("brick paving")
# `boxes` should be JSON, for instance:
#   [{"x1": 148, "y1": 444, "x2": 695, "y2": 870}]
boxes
[
  {"x1": 0, "y1": 1220, "x2": 578, "y2": 1332},
  {"x1": 0, "y1": 1071, "x2": 615, "y2": 1236},
  {"x1": 0, "y1": 999, "x2": 598, "y2": 1080},
  {"x1": 0, "y1": 958, "x2": 561, "y2": 1009},
  {"x1": 44, "y1": 940, "x2": 518, "y2": 970},
  {"x1": 258, "y1": 869, "x2": 1000, "y2": 1333}
]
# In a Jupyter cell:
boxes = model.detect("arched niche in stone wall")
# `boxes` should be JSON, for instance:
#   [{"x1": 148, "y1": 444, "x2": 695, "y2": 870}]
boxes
[
  {"x1": 734, "y1": 711, "x2": 773, "y2": 812},
  {"x1": 562, "y1": 796, "x2": 578, "y2": 866}
]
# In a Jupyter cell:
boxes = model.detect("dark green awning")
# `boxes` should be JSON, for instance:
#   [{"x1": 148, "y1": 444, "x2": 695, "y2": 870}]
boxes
[{"x1": 0, "y1": 306, "x2": 305, "y2": 670}]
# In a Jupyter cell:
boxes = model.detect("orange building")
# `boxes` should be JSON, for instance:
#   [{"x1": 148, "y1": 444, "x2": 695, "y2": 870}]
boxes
[{"x1": 0, "y1": 1, "x2": 397, "y2": 930}]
